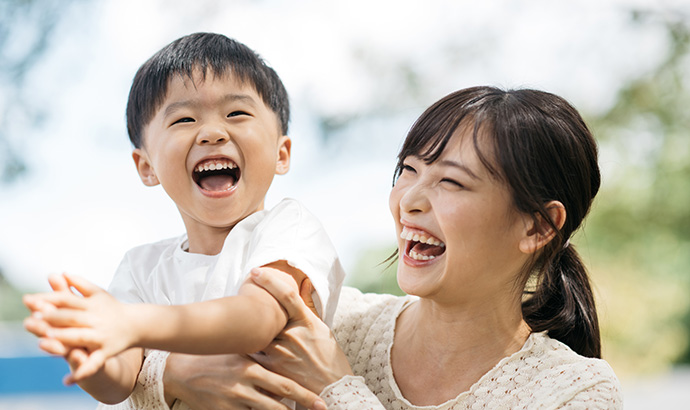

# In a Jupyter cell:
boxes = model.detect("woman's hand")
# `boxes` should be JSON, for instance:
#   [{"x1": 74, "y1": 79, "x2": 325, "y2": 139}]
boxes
[
  {"x1": 250, "y1": 267, "x2": 354, "y2": 394},
  {"x1": 164, "y1": 353, "x2": 326, "y2": 410}
]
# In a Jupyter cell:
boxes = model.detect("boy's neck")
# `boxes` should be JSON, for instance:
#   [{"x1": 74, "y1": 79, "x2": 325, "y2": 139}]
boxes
[{"x1": 184, "y1": 225, "x2": 234, "y2": 255}]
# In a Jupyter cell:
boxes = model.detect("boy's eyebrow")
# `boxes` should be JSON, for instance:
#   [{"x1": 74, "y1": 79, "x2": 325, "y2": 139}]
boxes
[
  {"x1": 437, "y1": 159, "x2": 481, "y2": 180},
  {"x1": 163, "y1": 94, "x2": 258, "y2": 117}
]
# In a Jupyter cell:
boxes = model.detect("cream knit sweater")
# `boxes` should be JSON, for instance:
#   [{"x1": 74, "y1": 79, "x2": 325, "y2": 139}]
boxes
[
  {"x1": 105, "y1": 287, "x2": 622, "y2": 409},
  {"x1": 321, "y1": 287, "x2": 622, "y2": 410}
]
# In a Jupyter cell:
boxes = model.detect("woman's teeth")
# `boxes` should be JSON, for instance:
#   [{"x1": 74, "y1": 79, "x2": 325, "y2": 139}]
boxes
[
  {"x1": 409, "y1": 250, "x2": 437, "y2": 261},
  {"x1": 400, "y1": 227, "x2": 445, "y2": 247}
]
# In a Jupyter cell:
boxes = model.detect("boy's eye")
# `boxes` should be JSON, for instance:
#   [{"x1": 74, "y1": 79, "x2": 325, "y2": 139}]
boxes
[
  {"x1": 227, "y1": 111, "x2": 250, "y2": 118},
  {"x1": 172, "y1": 117, "x2": 195, "y2": 125}
]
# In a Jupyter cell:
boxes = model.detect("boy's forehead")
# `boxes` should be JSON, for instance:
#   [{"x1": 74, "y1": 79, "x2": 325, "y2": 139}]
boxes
[{"x1": 158, "y1": 70, "x2": 264, "y2": 110}]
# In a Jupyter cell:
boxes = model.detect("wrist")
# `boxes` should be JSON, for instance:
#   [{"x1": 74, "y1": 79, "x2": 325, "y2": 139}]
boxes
[{"x1": 162, "y1": 353, "x2": 182, "y2": 407}]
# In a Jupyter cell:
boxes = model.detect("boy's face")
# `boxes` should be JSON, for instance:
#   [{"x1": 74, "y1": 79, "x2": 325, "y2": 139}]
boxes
[{"x1": 132, "y1": 70, "x2": 290, "y2": 243}]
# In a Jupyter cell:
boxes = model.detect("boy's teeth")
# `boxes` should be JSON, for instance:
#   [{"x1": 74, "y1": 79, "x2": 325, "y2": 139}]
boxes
[{"x1": 196, "y1": 160, "x2": 236, "y2": 173}]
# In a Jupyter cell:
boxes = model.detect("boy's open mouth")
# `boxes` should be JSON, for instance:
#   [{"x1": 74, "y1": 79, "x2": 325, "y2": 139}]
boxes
[
  {"x1": 401, "y1": 226, "x2": 446, "y2": 261},
  {"x1": 192, "y1": 158, "x2": 240, "y2": 192}
]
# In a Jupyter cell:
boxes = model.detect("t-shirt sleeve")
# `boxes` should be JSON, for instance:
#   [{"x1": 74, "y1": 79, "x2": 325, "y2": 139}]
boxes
[
  {"x1": 244, "y1": 198, "x2": 346, "y2": 326},
  {"x1": 107, "y1": 251, "x2": 147, "y2": 304}
]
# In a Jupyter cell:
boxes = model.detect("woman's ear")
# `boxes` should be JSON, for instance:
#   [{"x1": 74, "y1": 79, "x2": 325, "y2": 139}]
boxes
[
  {"x1": 519, "y1": 201, "x2": 566, "y2": 254},
  {"x1": 132, "y1": 149, "x2": 160, "y2": 186},
  {"x1": 275, "y1": 135, "x2": 291, "y2": 175}
]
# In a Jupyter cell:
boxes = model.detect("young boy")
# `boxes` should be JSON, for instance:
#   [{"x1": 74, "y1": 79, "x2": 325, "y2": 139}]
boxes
[{"x1": 23, "y1": 33, "x2": 344, "y2": 408}]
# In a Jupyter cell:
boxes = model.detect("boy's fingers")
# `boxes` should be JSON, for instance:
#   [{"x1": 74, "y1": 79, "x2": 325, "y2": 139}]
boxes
[
  {"x1": 23, "y1": 294, "x2": 58, "y2": 313},
  {"x1": 42, "y1": 308, "x2": 91, "y2": 328},
  {"x1": 24, "y1": 292, "x2": 87, "y2": 310},
  {"x1": 47, "y1": 327, "x2": 98, "y2": 348},
  {"x1": 38, "y1": 338, "x2": 69, "y2": 356},
  {"x1": 63, "y1": 274, "x2": 102, "y2": 297},
  {"x1": 48, "y1": 273, "x2": 71, "y2": 292},
  {"x1": 69, "y1": 350, "x2": 106, "y2": 382},
  {"x1": 24, "y1": 314, "x2": 50, "y2": 337},
  {"x1": 66, "y1": 348, "x2": 89, "y2": 367}
]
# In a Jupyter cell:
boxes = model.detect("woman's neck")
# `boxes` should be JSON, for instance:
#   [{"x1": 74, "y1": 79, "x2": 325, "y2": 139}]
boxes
[{"x1": 391, "y1": 297, "x2": 530, "y2": 406}]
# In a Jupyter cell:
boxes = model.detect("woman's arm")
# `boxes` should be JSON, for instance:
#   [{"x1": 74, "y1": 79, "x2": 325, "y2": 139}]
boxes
[
  {"x1": 163, "y1": 352, "x2": 326, "y2": 410},
  {"x1": 250, "y1": 268, "x2": 392, "y2": 410}
]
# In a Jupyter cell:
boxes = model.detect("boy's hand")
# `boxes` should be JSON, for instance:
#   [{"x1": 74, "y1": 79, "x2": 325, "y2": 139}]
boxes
[{"x1": 23, "y1": 273, "x2": 138, "y2": 382}]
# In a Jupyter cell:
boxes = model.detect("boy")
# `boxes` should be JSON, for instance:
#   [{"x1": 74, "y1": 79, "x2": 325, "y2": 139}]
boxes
[{"x1": 24, "y1": 33, "x2": 344, "y2": 409}]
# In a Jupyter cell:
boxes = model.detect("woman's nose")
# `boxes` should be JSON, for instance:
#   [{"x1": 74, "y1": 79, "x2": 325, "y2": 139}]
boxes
[{"x1": 399, "y1": 182, "x2": 431, "y2": 214}]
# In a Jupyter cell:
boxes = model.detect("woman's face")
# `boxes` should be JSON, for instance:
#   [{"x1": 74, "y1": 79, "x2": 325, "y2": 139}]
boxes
[{"x1": 389, "y1": 128, "x2": 531, "y2": 306}]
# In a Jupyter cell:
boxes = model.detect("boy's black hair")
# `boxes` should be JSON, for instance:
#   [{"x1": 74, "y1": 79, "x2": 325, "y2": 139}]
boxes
[{"x1": 126, "y1": 32, "x2": 290, "y2": 148}]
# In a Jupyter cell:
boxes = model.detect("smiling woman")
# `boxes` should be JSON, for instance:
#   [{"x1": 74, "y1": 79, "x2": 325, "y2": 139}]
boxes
[{"x1": 239, "y1": 85, "x2": 622, "y2": 409}]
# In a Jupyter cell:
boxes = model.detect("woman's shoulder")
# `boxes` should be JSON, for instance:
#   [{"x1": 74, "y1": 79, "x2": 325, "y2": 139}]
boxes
[
  {"x1": 527, "y1": 332, "x2": 619, "y2": 377},
  {"x1": 331, "y1": 287, "x2": 410, "y2": 336},
  {"x1": 490, "y1": 332, "x2": 623, "y2": 407},
  {"x1": 334, "y1": 287, "x2": 408, "y2": 317}
]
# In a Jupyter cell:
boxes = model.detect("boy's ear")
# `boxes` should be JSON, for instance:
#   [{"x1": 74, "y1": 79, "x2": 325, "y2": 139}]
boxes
[
  {"x1": 132, "y1": 149, "x2": 160, "y2": 186},
  {"x1": 275, "y1": 135, "x2": 291, "y2": 175},
  {"x1": 519, "y1": 200, "x2": 566, "y2": 254}
]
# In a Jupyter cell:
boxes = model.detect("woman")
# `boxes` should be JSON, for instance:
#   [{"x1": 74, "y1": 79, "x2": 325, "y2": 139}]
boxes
[
  {"x1": 117, "y1": 86, "x2": 622, "y2": 409},
  {"x1": 248, "y1": 86, "x2": 622, "y2": 408}
]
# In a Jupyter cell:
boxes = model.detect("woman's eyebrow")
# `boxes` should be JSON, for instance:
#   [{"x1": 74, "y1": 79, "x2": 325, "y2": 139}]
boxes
[{"x1": 438, "y1": 159, "x2": 481, "y2": 180}]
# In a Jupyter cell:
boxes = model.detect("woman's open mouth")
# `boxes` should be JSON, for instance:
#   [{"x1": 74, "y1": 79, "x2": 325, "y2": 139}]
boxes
[
  {"x1": 401, "y1": 226, "x2": 446, "y2": 261},
  {"x1": 192, "y1": 158, "x2": 240, "y2": 192}
]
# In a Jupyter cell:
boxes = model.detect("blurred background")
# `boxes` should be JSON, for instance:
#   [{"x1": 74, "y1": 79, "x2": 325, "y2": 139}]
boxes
[{"x1": 1, "y1": 0, "x2": 689, "y2": 408}]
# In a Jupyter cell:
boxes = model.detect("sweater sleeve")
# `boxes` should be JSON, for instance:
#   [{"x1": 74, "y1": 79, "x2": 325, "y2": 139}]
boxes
[
  {"x1": 321, "y1": 375, "x2": 387, "y2": 410},
  {"x1": 96, "y1": 350, "x2": 171, "y2": 410},
  {"x1": 555, "y1": 377, "x2": 623, "y2": 410}
]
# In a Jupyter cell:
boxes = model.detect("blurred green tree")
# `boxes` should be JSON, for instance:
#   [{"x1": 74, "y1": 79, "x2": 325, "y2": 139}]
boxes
[
  {"x1": 583, "y1": 10, "x2": 690, "y2": 373},
  {"x1": 0, "y1": 0, "x2": 86, "y2": 183},
  {"x1": 0, "y1": 0, "x2": 87, "y2": 320}
]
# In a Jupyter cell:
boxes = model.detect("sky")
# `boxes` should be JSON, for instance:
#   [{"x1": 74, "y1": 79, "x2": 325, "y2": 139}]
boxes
[{"x1": 0, "y1": 0, "x2": 683, "y2": 291}]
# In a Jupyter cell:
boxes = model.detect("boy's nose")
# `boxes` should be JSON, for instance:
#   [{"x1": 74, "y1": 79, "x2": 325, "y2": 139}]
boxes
[{"x1": 196, "y1": 127, "x2": 229, "y2": 145}]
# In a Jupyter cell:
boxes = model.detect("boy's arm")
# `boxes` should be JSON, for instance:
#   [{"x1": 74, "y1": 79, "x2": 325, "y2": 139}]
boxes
[
  {"x1": 30, "y1": 262, "x2": 308, "y2": 382},
  {"x1": 69, "y1": 348, "x2": 143, "y2": 404},
  {"x1": 133, "y1": 260, "x2": 305, "y2": 354}
]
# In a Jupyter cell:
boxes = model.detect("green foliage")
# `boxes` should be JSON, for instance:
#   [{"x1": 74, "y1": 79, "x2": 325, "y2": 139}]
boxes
[
  {"x1": 0, "y1": 270, "x2": 28, "y2": 322},
  {"x1": 583, "y1": 12, "x2": 690, "y2": 373},
  {"x1": 346, "y1": 245, "x2": 404, "y2": 296}
]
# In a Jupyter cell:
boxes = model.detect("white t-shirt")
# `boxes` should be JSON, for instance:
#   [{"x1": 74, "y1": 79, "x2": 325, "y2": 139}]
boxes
[
  {"x1": 98, "y1": 198, "x2": 345, "y2": 410},
  {"x1": 108, "y1": 198, "x2": 344, "y2": 325}
]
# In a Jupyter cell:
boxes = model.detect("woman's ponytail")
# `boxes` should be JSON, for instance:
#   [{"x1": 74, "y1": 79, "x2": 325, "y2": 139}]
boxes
[{"x1": 523, "y1": 244, "x2": 601, "y2": 358}]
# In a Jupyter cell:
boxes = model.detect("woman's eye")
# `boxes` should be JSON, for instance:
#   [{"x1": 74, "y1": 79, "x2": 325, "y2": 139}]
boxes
[
  {"x1": 441, "y1": 178, "x2": 464, "y2": 189},
  {"x1": 227, "y1": 111, "x2": 250, "y2": 118},
  {"x1": 401, "y1": 164, "x2": 417, "y2": 174},
  {"x1": 172, "y1": 117, "x2": 195, "y2": 125}
]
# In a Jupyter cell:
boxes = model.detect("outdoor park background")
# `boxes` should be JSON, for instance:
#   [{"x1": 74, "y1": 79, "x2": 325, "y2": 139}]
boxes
[{"x1": 1, "y1": 0, "x2": 689, "y2": 408}]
